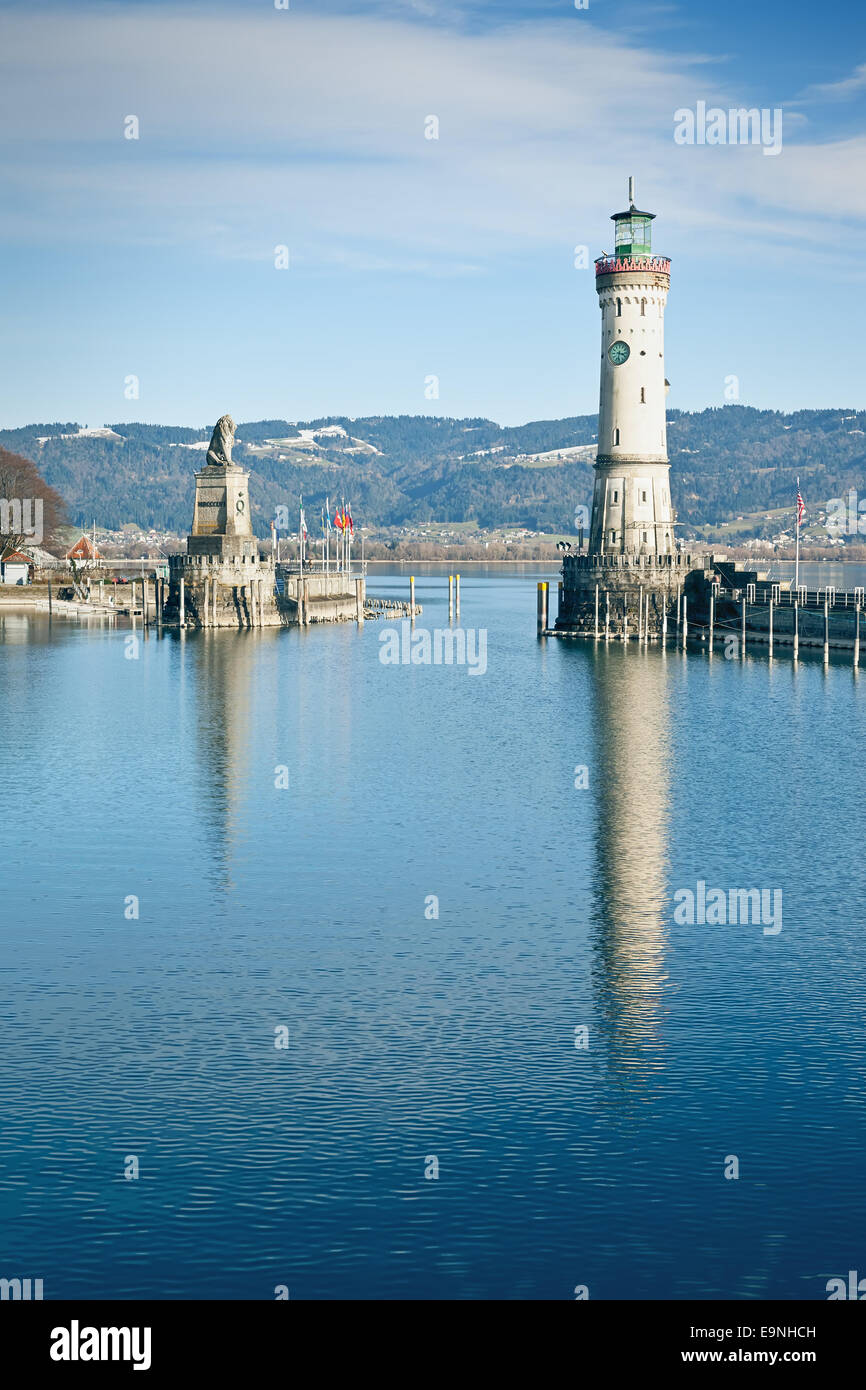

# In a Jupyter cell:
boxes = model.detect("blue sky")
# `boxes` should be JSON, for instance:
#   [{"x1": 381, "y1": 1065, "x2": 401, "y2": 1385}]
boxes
[{"x1": 1, "y1": 0, "x2": 864, "y2": 427}]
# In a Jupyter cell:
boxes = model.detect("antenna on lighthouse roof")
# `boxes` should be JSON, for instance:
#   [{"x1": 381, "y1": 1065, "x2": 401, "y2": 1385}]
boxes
[{"x1": 628, "y1": 176, "x2": 635, "y2": 207}]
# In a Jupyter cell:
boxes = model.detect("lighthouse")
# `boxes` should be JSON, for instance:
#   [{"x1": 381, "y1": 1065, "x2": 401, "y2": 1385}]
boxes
[
  {"x1": 556, "y1": 180, "x2": 701, "y2": 637},
  {"x1": 592, "y1": 178, "x2": 673, "y2": 557}
]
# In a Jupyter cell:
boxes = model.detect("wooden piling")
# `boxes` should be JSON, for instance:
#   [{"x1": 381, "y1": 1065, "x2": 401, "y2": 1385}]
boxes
[
  {"x1": 409, "y1": 576, "x2": 415, "y2": 618},
  {"x1": 355, "y1": 576, "x2": 364, "y2": 624},
  {"x1": 448, "y1": 575, "x2": 454, "y2": 620},
  {"x1": 455, "y1": 573, "x2": 461, "y2": 619},
  {"x1": 741, "y1": 595, "x2": 746, "y2": 657},
  {"x1": 47, "y1": 579, "x2": 53, "y2": 616},
  {"x1": 179, "y1": 577, "x2": 185, "y2": 628},
  {"x1": 856, "y1": 602, "x2": 861, "y2": 667},
  {"x1": 824, "y1": 596, "x2": 829, "y2": 665},
  {"x1": 537, "y1": 581, "x2": 549, "y2": 635},
  {"x1": 768, "y1": 597, "x2": 773, "y2": 657},
  {"x1": 793, "y1": 601, "x2": 799, "y2": 661},
  {"x1": 682, "y1": 594, "x2": 688, "y2": 649}
]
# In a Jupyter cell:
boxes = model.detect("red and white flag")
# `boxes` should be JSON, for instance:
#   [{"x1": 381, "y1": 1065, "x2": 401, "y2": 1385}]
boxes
[{"x1": 796, "y1": 490, "x2": 805, "y2": 527}]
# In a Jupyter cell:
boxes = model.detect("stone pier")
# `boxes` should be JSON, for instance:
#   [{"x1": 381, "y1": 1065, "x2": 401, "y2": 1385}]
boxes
[
  {"x1": 165, "y1": 552, "x2": 282, "y2": 628},
  {"x1": 555, "y1": 552, "x2": 708, "y2": 637}
]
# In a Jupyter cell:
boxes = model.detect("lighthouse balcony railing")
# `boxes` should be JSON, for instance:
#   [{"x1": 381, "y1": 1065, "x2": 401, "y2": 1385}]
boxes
[{"x1": 594, "y1": 254, "x2": 671, "y2": 276}]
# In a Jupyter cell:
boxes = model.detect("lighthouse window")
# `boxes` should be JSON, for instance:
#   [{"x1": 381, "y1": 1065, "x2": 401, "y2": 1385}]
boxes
[
  {"x1": 640, "y1": 387, "x2": 646, "y2": 403},
  {"x1": 612, "y1": 490, "x2": 619, "y2": 503},
  {"x1": 640, "y1": 299, "x2": 646, "y2": 316},
  {"x1": 642, "y1": 532, "x2": 648, "y2": 544},
  {"x1": 616, "y1": 298, "x2": 622, "y2": 317},
  {"x1": 614, "y1": 428, "x2": 620, "y2": 445},
  {"x1": 641, "y1": 490, "x2": 647, "y2": 503}
]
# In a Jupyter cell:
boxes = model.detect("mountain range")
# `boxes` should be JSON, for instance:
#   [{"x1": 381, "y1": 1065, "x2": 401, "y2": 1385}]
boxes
[{"x1": 2, "y1": 406, "x2": 865, "y2": 540}]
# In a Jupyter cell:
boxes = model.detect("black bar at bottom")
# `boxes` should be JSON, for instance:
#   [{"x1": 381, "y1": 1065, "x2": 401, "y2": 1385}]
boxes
[{"x1": 1, "y1": 1299, "x2": 861, "y2": 1376}]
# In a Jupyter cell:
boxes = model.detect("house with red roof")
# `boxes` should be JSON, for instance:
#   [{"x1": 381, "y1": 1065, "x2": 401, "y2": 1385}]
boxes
[
  {"x1": 65, "y1": 536, "x2": 100, "y2": 562},
  {"x1": 0, "y1": 551, "x2": 35, "y2": 585}
]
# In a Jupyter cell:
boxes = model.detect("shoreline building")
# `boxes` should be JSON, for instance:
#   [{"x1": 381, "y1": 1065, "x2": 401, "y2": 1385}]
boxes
[{"x1": 557, "y1": 181, "x2": 704, "y2": 637}]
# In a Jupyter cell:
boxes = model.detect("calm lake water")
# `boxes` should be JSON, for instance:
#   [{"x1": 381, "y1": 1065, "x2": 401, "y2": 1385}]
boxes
[{"x1": 1, "y1": 565, "x2": 864, "y2": 1300}]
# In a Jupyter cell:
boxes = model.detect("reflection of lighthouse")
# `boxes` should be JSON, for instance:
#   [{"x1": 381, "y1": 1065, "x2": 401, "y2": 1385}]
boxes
[{"x1": 588, "y1": 646, "x2": 672, "y2": 1072}]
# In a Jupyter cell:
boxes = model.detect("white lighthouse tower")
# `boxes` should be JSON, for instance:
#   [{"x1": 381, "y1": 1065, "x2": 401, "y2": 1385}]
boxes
[
  {"x1": 557, "y1": 181, "x2": 700, "y2": 637},
  {"x1": 590, "y1": 177, "x2": 673, "y2": 557}
]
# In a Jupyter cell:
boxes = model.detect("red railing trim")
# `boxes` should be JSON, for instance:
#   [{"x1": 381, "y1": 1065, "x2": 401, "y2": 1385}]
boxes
[{"x1": 595, "y1": 255, "x2": 671, "y2": 275}]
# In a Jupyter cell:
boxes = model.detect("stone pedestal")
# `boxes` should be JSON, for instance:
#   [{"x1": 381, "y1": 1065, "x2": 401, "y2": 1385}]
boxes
[{"x1": 187, "y1": 462, "x2": 255, "y2": 561}]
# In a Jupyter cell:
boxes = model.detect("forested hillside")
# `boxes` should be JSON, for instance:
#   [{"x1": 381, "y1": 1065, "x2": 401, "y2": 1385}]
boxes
[{"x1": 2, "y1": 407, "x2": 864, "y2": 538}]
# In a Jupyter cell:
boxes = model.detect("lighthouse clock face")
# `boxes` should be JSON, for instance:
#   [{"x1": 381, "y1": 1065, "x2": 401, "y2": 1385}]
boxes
[{"x1": 608, "y1": 341, "x2": 630, "y2": 365}]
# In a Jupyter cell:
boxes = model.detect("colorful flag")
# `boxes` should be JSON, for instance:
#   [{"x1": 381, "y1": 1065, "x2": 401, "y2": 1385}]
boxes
[
  {"x1": 334, "y1": 508, "x2": 344, "y2": 530},
  {"x1": 346, "y1": 503, "x2": 354, "y2": 537},
  {"x1": 326, "y1": 497, "x2": 332, "y2": 532},
  {"x1": 796, "y1": 490, "x2": 805, "y2": 527}
]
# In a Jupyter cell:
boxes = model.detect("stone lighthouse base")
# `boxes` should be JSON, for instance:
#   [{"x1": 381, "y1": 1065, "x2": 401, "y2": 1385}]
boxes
[
  {"x1": 555, "y1": 553, "x2": 709, "y2": 637},
  {"x1": 164, "y1": 553, "x2": 283, "y2": 628}
]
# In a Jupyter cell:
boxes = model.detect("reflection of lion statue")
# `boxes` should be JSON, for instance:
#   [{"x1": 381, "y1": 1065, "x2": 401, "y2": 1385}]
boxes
[{"x1": 206, "y1": 414, "x2": 236, "y2": 468}]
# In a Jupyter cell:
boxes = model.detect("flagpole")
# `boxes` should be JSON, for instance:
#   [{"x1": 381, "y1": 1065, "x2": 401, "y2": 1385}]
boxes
[{"x1": 795, "y1": 476, "x2": 800, "y2": 593}]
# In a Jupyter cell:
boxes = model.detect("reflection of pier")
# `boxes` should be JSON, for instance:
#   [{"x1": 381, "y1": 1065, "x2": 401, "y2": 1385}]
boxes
[
  {"x1": 587, "y1": 646, "x2": 672, "y2": 1075},
  {"x1": 185, "y1": 628, "x2": 280, "y2": 889}
]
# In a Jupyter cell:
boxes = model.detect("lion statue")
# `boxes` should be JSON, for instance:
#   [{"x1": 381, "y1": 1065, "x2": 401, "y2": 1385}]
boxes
[{"x1": 206, "y1": 414, "x2": 236, "y2": 468}]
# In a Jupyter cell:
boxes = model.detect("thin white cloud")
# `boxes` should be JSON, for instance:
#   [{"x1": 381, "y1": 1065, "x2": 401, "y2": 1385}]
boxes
[
  {"x1": 801, "y1": 62, "x2": 866, "y2": 101},
  {"x1": 0, "y1": 2, "x2": 862, "y2": 274}
]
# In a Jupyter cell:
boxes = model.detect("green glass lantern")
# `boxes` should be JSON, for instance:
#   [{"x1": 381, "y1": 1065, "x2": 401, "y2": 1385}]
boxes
[{"x1": 612, "y1": 177, "x2": 655, "y2": 257}]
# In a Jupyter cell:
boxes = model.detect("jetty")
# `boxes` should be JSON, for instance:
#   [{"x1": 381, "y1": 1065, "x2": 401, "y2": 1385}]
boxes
[{"x1": 541, "y1": 556, "x2": 865, "y2": 664}]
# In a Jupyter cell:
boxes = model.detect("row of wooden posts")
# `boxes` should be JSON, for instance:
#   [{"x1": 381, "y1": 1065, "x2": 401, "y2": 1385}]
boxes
[
  {"x1": 406, "y1": 574, "x2": 460, "y2": 620},
  {"x1": 537, "y1": 581, "x2": 862, "y2": 666},
  {"x1": 45, "y1": 574, "x2": 165, "y2": 623}
]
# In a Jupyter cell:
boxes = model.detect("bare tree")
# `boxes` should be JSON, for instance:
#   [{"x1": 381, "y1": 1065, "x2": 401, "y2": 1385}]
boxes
[{"x1": 0, "y1": 446, "x2": 66, "y2": 561}]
